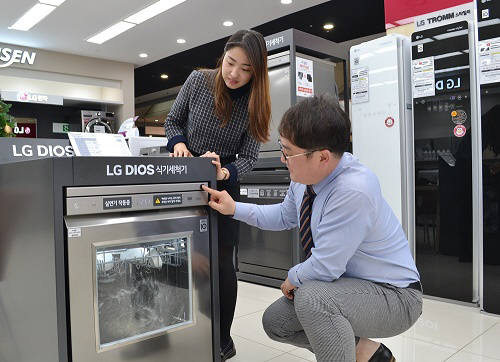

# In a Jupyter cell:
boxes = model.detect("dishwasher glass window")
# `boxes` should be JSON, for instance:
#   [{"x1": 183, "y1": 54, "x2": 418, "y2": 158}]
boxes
[{"x1": 94, "y1": 236, "x2": 193, "y2": 350}]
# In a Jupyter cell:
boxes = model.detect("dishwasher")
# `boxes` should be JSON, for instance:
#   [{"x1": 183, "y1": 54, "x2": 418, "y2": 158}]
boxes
[
  {"x1": 0, "y1": 155, "x2": 220, "y2": 362},
  {"x1": 238, "y1": 164, "x2": 304, "y2": 287},
  {"x1": 65, "y1": 183, "x2": 213, "y2": 362}
]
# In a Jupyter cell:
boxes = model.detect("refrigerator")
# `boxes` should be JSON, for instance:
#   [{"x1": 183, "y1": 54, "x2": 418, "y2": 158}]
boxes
[
  {"x1": 477, "y1": 0, "x2": 500, "y2": 314},
  {"x1": 261, "y1": 50, "x2": 341, "y2": 153},
  {"x1": 350, "y1": 34, "x2": 414, "y2": 254},
  {"x1": 238, "y1": 51, "x2": 343, "y2": 286},
  {"x1": 410, "y1": 20, "x2": 481, "y2": 304}
]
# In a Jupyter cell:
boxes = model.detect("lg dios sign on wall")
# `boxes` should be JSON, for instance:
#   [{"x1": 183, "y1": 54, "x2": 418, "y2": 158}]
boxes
[
  {"x1": 0, "y1": 47, "x2": 36, "y2": 68},
  {"x1": 12, "y1": 144, "x2": 74, "y2": 157}
]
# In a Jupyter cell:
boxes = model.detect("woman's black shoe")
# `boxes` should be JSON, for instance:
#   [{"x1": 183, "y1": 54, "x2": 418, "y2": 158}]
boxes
[
  {"x1": 368, "y1": 343, "x2": 395, "y2": 362},
  {"x1": 220, "y1": 337, "x2": 236, "y2": 361}
]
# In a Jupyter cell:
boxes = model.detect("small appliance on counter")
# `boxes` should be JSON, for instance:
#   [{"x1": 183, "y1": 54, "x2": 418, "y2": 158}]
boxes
[{"x1": 81, "y1": 110, "x2": 116, "y2": 133}]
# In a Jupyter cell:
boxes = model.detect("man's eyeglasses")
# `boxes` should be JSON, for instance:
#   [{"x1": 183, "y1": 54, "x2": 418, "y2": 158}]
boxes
[{"x1": 278, "y1": 139, "x2": 316, "y2": 162}]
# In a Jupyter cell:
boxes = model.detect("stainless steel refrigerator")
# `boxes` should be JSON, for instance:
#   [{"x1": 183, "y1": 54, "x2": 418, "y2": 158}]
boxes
[
  {"x1": 261, "y1": 50, "x2": 340, "y2": 154},
  {"x1": 238, "y1": 48, "x2": 344, "y2": 286}
]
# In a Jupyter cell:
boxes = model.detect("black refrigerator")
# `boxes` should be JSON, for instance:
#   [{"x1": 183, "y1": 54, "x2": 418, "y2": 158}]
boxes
[{"x1": 478, "y1": 0, "x2": 500, "y2": 315}]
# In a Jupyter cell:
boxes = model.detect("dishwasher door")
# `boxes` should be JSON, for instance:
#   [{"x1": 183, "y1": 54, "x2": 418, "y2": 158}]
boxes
[
  {"x1": 238, "y1": 184, "x2": 302, "y2": 286},
  {"x1": 65, "y1": 207, "x2": 213, "y2": 362}
]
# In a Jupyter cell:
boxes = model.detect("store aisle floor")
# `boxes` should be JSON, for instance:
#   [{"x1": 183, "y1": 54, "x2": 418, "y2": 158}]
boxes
[{"x1": 232, "y1": 281, "x2": 500, "y2": 362}]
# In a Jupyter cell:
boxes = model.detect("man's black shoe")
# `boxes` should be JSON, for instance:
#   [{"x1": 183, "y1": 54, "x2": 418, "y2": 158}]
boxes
[
  {"x1": 220, "y1": 337, "x2": 236, "y2": 361},
  {"x1": 368, "y1": 343, "x2": 395, "y2": 362}
]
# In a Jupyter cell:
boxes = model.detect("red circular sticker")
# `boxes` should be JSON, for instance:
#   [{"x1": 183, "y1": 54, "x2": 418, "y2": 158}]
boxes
[
  {"x1": 454, "y1": 125, "x2": 466, "y2": 138},
  {"x1": 385, "y1": 117, "x2": 394, "y2": 128}
]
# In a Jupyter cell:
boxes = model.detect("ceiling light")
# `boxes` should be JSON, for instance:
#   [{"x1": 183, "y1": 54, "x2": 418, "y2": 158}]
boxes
[
  {"x1": 223, "y1": 21, "x2": 234, "y2": 27},
  {"x1": 125, "y1": 0, "x2": 187, "y2": 24},
  {"x1": 281, "y1": 0, "x2": 293, "y2": 4},
  {"x1": 87, "y1": 21, "x2": 136, "y2": 44},
  {"x1": 177, "y1": 38, "x2": 186, "y2": 44},
  {"x1": 39, "y1": 0, "x2": 66, "y2": 5},
  {"x1": 139, "y1": 53, "x2": 148, "y2": 58},
  {"x1": 161, "y1": 74, "x2": 169, "y2": 79},
  {"x1": 155, "y1": 119, "x2": 159, "y2": 122},
  {"x1": 9, "y1": 3, "x2": 56, "y2": 31},
  {"x1": 323, "y1": 23, "x2": 334, "y2": 30}
]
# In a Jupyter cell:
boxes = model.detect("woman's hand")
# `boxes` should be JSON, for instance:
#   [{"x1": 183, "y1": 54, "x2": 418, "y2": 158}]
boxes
[
  {"x1": 172, "y1": 142, "x2": 193, "y2": 157},
  {"x1": 200, "y1": 151, "x2": 228, "y2": 181}
]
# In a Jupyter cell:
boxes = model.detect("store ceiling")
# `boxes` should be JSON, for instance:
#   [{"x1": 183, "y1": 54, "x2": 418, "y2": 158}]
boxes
[
  {"x1": 0, "y1": 0, "x2": 386, "y2": 98},
  {"x1": 135, "y1": 0, "x2": 386, "y2": 97},
  {"x1": 0, "y1": 0, "x2": 328, "y2": 66}
]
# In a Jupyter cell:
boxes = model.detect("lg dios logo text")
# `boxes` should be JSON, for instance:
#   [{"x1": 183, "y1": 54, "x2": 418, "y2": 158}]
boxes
[
  {"x1": 106, "y1": 164, "x2": 155, "y2": 176},
  {"x1": 12, "y1": 144, "x2": 73, "y2": 157}
]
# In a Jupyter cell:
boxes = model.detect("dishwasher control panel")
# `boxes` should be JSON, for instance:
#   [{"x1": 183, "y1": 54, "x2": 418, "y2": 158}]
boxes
[
  {"x1": 66, "y1": 183, "x2": 209, "y2": 216},
  {"x1": 240, "y1": 185, "x2": 289, "y2": 200}
]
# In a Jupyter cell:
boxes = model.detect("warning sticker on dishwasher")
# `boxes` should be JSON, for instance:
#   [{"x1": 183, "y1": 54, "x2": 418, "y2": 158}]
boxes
[
  {"x1": 67, "y1": 227, "x2": 81, "y2": 238},
  {"x1": 153, "y1": 194, "x2": 182, "y2": 206}
]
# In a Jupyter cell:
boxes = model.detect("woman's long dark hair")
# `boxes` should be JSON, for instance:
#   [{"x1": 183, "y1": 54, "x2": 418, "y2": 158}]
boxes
[{"x1": 211, "y1": 30, "x2": 271, "y2": 143}]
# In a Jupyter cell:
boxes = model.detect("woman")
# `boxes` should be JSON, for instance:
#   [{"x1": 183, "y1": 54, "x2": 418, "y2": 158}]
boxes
[{"x1": 164, "y1": 29, "x2": 271, "y2": 361}]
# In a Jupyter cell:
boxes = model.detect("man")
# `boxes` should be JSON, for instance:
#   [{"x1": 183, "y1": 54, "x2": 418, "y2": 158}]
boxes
[{"x1": 202, "y1": 95, "x2": 422, "y2": 362}]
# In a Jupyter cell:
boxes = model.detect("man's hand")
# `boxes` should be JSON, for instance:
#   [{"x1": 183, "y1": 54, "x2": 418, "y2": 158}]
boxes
[
  {"x1": 201, "y1": 185, "x2": 236, "y2": 215},
  {"x1": 172, "y1": 142, "x2": 193, "y2": 157},
  {"x1": 280, "y1": 277, "x2": 296, "y2": 300}
]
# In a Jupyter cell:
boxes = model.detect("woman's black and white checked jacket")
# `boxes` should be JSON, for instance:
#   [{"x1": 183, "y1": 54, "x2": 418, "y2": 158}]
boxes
[{"x1": 164, "y1": 70, "x2": 260, "y2": 183}]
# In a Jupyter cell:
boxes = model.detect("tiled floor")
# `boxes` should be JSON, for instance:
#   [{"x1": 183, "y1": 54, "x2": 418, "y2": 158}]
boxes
[{"x1": 230, "y1": 281, "x2": 500, "y2": 362}]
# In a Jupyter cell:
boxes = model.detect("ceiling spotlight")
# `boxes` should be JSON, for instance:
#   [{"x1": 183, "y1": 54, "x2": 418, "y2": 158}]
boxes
[
  {"x1": 177, "y1": 38, "x2": 186, "y2": 44},
  {"x1": 161, "y1": 74, "x2": 169, "y2": 79},
  {"x1": 139, "y1": 53, "x2": 148, "y2": 58},
  {"x1": 223, "y1": 20, "x2": 234, "y2": 27},
  {"x1": 281, "y1": 0, "x2": 292, "y2": 4},
  {"x1": 323, "y1": 23, "x2": 334, "y2": 30}
]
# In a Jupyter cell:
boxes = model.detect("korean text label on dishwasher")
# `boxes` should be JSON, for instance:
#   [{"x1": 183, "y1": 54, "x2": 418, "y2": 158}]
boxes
[
  {"x1": 153, "y1": 194, "x2": 183, "y2": 206},
  {"x1": 103, "y1": 197, "x2": 132, "y2": 210}
]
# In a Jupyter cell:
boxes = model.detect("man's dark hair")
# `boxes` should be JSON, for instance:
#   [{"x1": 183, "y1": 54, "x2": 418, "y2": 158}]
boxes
[{"x1": 278, "y1": 94, "x2": 351, "y2": 156}]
